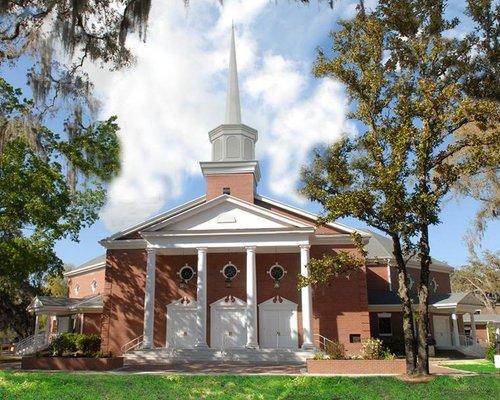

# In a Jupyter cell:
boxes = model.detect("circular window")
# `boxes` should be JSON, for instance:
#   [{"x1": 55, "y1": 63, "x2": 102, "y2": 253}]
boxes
[
  {"x1": 178, "y1": 265, "x2": 195, "y2": 282},
  {"x1": 267, "y1": 263, "x2": 286, "y2": 287},
  {"x1": 222, "y1": 263, "x2": 238, "y2": 280},
  {"x1": 270, "y1": 265, "x2": 285, "y2": 281}
]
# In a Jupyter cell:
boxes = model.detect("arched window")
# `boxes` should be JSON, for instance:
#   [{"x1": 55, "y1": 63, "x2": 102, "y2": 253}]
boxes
[
  {"x1": 74, "y1": 284, "x2": 80, "y2": 295},
  {"x1": 90, "y1": 280, "x2": 98, "y2": 294}
]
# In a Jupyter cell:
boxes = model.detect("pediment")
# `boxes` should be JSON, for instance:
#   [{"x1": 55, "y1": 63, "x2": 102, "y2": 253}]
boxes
[{"x1": 146, "y1": 195, "x2": 311, "y2": 232}]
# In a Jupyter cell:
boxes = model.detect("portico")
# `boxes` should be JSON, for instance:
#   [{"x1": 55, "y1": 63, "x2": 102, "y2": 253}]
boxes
[{"x1": 139, "y1": 206, "x2": 316, "y2": 350}]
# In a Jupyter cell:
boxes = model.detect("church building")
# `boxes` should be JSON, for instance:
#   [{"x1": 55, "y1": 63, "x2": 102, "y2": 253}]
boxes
[{"x1": 24, "y1": 28, "x2": 484, "y2": 363}]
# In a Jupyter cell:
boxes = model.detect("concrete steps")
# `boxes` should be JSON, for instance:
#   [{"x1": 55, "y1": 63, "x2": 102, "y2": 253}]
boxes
[{"x1": 125, "y1": 348, "x2": 314, "y2": 365}]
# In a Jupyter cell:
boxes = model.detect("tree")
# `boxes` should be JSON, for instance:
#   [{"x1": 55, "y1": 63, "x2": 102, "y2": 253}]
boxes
[
  {"x1": 302, "y1": 0, "x2": 499, "y2": 375},
  {"x1": 452, "y1": 251, "x2": 500, "y2": 313},
  {"x1": 0, "y1": 77, "x2": 120, "y2": 337}
]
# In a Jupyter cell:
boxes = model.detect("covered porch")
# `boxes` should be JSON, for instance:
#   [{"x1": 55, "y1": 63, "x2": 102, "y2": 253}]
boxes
[{"x1": 18, "y1": 295, "x2": 103, "y2": 355}]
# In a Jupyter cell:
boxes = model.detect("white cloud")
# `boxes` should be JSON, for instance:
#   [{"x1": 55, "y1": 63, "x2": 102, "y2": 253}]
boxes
[{"x1": 90, "y1": 0, "x2": 352, "y2": 231}]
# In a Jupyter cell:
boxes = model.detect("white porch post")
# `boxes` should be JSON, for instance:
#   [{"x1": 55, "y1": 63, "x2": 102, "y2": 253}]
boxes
[
  {"x1": 44, "y1": 316, "x2": 51, "y2": 344},
  {"x1": 142, "y1": 247, "x2": 156, "y2": 349},
  {"x1": 196, "y1": 247, "x2": 208, "y2": 347},
  {"x1": 34, "y1": 315, "x2": 39, "y2": 336},
  {"x1": 245, "y1": 246, "x2": 258, "y2": 348},
  {"x1": 300, "y1": 244, "x2": 314, "y2": 349},
  {"x1": 451, "y1": 313, "x2": 460, "y2": 347},
  {"x1": 470, "y1": 312, "x2": 477, "y2": 344}
]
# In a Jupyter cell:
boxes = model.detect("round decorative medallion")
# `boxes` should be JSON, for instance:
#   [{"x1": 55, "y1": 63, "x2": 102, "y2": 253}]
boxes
[
  {"x1": 222, "y1": 263, "x2": 238, "y2": 280},
  {"x1": 178, "y1": 265, "x2": 196, "y2": 282},
  {"x1": 267, "y1": 263, "x2": 286, "y2": 287}
]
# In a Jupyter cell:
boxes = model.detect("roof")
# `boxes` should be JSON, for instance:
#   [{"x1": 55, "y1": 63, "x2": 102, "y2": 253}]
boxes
[
  {"x1": 64, "y1": 254, "x2": 106, "y2": 277},
  {"x1": 463, "y1": 314, "x2": 500, "y2": 324},
  {"x1": 365, "y1": 230, "x2": 454, "y2": 272},
  {"x1": 28, "y1": 295, "x2": 103, "y2": 314},
  {"x1": 368, "y1": 291, "x2": 483, "y2": 310}
]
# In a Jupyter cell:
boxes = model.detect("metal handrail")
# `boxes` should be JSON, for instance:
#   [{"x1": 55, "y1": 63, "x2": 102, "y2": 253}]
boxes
[
  {"x1": 121, "y1": 335, "x2": 144, "y2": 353},
  {"x1": 15, "y1": 333, "x2": 47, "y2": 355},
  {"x1": 313, "y1": 333, "x2": 335, "y2": 352}
]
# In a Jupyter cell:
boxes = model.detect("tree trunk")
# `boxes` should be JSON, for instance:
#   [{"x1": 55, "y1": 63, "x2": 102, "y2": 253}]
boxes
[
  {"x1": 392, "y1": 235, "x2": 417, "y2": 374},
  {"x1": 416, "y1": 224, "x2": 431, "y2": 375}
]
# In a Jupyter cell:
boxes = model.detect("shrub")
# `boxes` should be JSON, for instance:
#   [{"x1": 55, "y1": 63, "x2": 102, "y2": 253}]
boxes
[
  {"x1": 381, "y1": 349, "x2": 396, "y2": 360},
  {"x1": 361, "y1": 338, "x2": 384, "y2": 360},
  {"x1": 325, "y1": 340, "x2": 346, "y2": 360},
  {"x1": 381, "y1": 337, "x2": 405, "y2": 356},
  {"x1": 485, "y1": 342, "x2": 496, "y2": 362},
  {"x1": 313, "y1": 351, "x2": 327, "y2": 360},
  {"x1": 50, "y1": 333, "x2": 78, "y2": 356},
  {"x1": 76, "y1": 334, "x2": 101, "y2": 357}
]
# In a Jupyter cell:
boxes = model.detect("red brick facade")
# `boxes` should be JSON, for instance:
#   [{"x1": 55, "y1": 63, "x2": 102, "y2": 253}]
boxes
[
  {"x1": 206, "y1": 173, "x2": 255, "y2": 202},
  {"x1": 67, "y1": 268, "x2": 105, "y2": 299}
]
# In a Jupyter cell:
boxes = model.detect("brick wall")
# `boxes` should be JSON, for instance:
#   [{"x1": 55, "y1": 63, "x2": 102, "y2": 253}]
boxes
[
  {"x1": 67, "y1": 268, "x2": 105, "y2": 299},
  {"x1": 205, "y1": 173, "x2": 255, "y2": 202}
]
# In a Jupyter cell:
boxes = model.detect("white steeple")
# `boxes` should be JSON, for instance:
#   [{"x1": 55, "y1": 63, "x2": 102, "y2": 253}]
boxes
[{"x1": 225, "y1": 24, "x2": 242, "y2": 124}]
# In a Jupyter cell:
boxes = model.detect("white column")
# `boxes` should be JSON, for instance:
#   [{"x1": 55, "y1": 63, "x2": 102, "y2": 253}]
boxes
[
  {"x1": 245, "y1": 246, "x2": 258, "y2": 348},
  {"x1": 470, "y1": 312, "x2": 477, "y2": 343},
  {"x1": 451, "y1": 313, "x2": 460, "y2": 347},
  {"x1": 34, "y1": 315, "x2": 39, "y2": 336},
  {"x1": 44, "y1": 316, "x2": 51, "y2": 344},
  {"x1": 196, "y1": 248, "x2": 208, "y2": 347},
  {"x1": 300, "y1": 244, "x2": 314, "y2": 349},
  {"x1": 142, "y1": 247, "x2": 156, "y2": 349}
]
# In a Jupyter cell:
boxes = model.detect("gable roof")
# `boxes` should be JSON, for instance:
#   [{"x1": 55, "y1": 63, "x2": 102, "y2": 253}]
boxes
[
  {"x1": 144, "y1": 194, "x2": 313, "y2": 232},
  {"x1": 365, "y1": 230, "x2": 453, "y2": 272},
  {"x1": 27, "y1": 295, "x2": 103, "y2": 314},
  {"x1": 64, "y1": 254, "x2": 106, "y2": 277},
  {"x1": 104, "y1": 195, "x2": 206, "y2": 241},
  {"x1": 368, "y1": 291, "x2": 483, "y2": 308}
]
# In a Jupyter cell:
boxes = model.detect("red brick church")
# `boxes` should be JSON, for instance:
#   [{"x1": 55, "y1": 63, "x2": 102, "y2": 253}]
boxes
[{"x1": 23, "y1": 28, "x2": 484, "y2": 362}]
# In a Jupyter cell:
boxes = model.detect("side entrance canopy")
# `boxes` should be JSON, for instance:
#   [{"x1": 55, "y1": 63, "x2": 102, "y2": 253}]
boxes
[{"x1": 27, "y1": 295, "x2": 103, "y2": 316}]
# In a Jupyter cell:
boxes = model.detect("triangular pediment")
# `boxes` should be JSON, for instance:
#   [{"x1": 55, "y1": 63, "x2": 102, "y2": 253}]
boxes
[{"x1": 146, "y1": 195, "x2": 311, "y2": 232}]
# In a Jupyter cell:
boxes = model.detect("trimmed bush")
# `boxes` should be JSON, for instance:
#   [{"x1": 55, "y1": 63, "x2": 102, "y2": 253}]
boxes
[
  {"x1": 76, "y1": 334, "x2": 101, "y2": 357},
  {"x1": 361, "y1": 338, "x2": 384, "y2": 360},
  {"x1": 325, "y1": 340, "x2": 346, "y2": 360},
  {"x1": 50, "y1": 333, "x2": 78, "y2": 356},
  {"x1": 50, "y1": 333, "x2": 101, "y2": 357}
]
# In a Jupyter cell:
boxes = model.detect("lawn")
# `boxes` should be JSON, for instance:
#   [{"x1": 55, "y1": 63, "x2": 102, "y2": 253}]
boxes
[
  {"x1": 0, "y1": 372, "x2": 499, "y2": 400},
  {"x1": 444, "y1": 360, "x2": 499, "y2": 375}
]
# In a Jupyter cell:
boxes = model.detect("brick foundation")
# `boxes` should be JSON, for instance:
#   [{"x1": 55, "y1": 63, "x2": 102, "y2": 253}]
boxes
[
  {"x1": 21, "y1": 357, "x2": 123, "y2": 371},
  {"x1": 307, "y1": 359, "x2": 406, "y2": 375}
]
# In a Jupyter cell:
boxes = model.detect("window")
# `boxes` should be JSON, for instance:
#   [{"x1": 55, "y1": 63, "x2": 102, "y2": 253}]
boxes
[
  {"x1": 349, "y1": 334, "x2": 361, "y2": 343},
  {"x1": 267, "y1": 263, "x2": 287, "y2": 288},
  {"x1": 90, "y1": 280, "x2": 98, "y2": 294},
  {"x1": 222, "y1": 263, "x2": 238, "y2": 280},
  {"x1": 177, "y1": 265, "x2": 196, "y2": 285},
  {"x1": 74, "y1": 284, "x2": 80, "y2": 295},
  {"x1": 378, "y1": 313, "x2": 392, "y2": 336},
  {"x1": 430, "y1": 277, "x2": 439, "y2": 293},
  {"x1": 222, "y1": 187, "x2": 231, "y2": 195}
]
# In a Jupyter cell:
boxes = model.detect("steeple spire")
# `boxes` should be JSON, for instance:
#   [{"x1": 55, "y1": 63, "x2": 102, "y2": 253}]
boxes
[{"x1": 225, "y1": 24, "x2": 242, "y2": 124}]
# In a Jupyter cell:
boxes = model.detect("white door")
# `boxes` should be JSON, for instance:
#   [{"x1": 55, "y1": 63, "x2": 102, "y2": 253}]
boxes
[
  {"x1": 260, "y1": 309, "x2": 296, "y2": 349},
  {"x1": 433, "y1": 315, "x2": 452, "y2": 348},
  {"x1": 211, "y1": 308, "x2": 247, "y2": 349},
  {"x1": 166, "y1": 299, "x2": 198, "y2": 349},
  {"x1": 259, "y1": 298, "x2": 298, "y2": 349}
]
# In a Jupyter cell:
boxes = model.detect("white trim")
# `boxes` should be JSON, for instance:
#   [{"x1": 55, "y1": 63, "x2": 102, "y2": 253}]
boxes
[
  {"x1": 104, "y1": 195, "x2": 206, "y2": 241},
  {"x1": 145, "y1": 195, "x2": 312, "y2": 232},
  {"x1": 200, "y1": 160, "x2": 261, "y2": 182},
  {"x1": 99, "y1": 239, "x2": 147, "y2": 249},
  {"x1": 310, "y1": 234, "x2": 369, "y2": 245},
  {"x1": 255, "y1": 194, "x2": 370, "y2": 236},
  {"x1": 366, "y1": 258, "x2": 454, "y2": 274},
  {"x1": 64, "y1": 262, "x2": 105, "y2": 277}
]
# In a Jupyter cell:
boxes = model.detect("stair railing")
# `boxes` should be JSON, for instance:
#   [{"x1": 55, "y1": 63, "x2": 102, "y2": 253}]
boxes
[
  {"x1": 313, "y1": 333, "x2": 335, "y2": 352},
  {"x1": 121, "y1": 335, "x2": 144, "y2": 354},
  {"x1": 15, "y1": 333, "x2": 47, "y2": 355}
]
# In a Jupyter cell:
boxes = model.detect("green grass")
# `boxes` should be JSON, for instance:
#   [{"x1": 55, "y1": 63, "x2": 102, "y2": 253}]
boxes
[
  {"x1": 0, "y1": 372, "x2": 499, "y2": 400},
  {"x1": 445, "y1": 360, "x2": 499, "y2": 375}
]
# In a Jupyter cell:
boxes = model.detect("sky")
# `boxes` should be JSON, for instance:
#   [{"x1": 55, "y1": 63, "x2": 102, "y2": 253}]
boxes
[{"x1": 3, "y1": 0, "x2": 499, "y2": 269}]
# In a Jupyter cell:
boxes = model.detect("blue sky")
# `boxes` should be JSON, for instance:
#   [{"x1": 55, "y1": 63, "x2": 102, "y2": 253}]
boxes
[{"x1": 3, "y1": 0, "x2": 498, "y2": 269}]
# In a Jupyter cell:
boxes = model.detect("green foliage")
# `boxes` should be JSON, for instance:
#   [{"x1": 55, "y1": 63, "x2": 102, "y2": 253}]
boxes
[
  {"x1": 361, "y1": 338, "x2": 385, "y2": 360},
  {"x1": 50, "y1": 333, "x2": 78, "y2": 356},
  {"x1": 313, "y1": 351, "x2": 327, "y2": 360},
  {"x1": 325, "y1": 340, "x2": 346, "y2": 360},
  {"x1": 75, "y1": 334, "x2": 101, "y2": 357},
  {"x1": 44, "y1": 272, "x2": 68, "y2": 297},
  {"x1": 50, "y1": 333, "x2": 102, "y2": 357},
  {"x1": 485, "y1": 342, "x2": 496, "y2": 362},
  {"x1": 0, "y1": 78, "x2": 120, "y2": 337}
]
